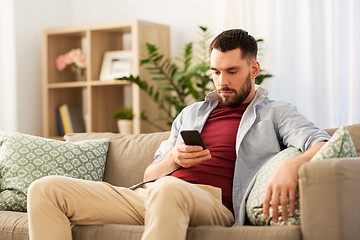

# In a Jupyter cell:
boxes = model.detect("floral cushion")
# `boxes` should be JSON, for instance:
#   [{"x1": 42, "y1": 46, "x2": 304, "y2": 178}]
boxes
[
  {"x1": 0, "y1": 131, "x2": 109, "y2": 212},
  {"x1": 246, "y1": 125, "x2": 357, "y2": 225}
]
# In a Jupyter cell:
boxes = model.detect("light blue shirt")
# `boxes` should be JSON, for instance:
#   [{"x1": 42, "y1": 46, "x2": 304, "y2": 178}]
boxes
[{"x1": 153, "y1": 86, "x2": 330, "y2": 226}]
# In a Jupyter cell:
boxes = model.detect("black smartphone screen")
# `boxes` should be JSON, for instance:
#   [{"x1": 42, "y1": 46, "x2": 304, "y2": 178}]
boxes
[{"x1": 180, "y1": 130, "x2": 206, "y2": 149}]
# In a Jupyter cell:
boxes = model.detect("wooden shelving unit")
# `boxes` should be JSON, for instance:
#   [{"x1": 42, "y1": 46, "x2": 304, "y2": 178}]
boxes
[{"x1": 42, "y1": 20, "x2": 170, "y2": 138}]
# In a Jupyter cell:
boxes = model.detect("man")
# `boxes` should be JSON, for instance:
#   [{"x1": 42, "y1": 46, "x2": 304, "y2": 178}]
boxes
[{"x1": 28, "y1": 29, "x2": 330, "y2": 240}]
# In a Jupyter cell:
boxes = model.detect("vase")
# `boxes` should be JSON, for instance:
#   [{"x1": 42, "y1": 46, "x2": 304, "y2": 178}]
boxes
[
  {"x1": 71, "y1": 65, "x2": 86, "y2": 81},
  {"x1": 75, "y1": 68, "x2": 86, "y2": 81},
  {"x1": 117, "y1": 119, "x2": 133, "y2": 134}
]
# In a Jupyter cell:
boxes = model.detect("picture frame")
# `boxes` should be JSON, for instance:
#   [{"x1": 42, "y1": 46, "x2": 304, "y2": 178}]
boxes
[{"x1": 99, "y1": 50, "x2": 133, "y2": 81}]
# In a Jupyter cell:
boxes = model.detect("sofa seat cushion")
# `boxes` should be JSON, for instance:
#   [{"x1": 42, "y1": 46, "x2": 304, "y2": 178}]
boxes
[
  {"x1": 0, "y1": 211, "x2": 28, "y2": 239},
  {"x1": 65, "y1": 132, "x2": 170, "y2": 187},
  {"x1": 187, "y1": 225, "x2": 301, "y2": 240},
  {"x1": 0, "y1": 212, "x2": 301, "y2": 240},
  {"x1": 71, "y1": 224, "x2": 301, "y2": 240}
]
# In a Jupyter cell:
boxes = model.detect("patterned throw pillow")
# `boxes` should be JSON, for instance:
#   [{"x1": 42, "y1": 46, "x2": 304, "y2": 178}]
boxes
[
  {"x1": 0, "y1": 131, "x2": 109, "y2": 212},
  {"x1": 246, "y1": 147, "x2": 302, "y2": 225},
  {"x1": 311, "y1": 125, "x2": 357, "y2": 161},
  {"x1": 246, "y1": 125, "x2": 357, "y2": 226}
]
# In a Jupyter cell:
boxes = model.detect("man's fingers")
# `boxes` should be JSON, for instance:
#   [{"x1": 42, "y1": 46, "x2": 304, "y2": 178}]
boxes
[
  {"x1": 178, "y1": 142, "x2": 204, "y2": 152},
  {"x1": 280, "y1": 189, "x2": 288, "y2": 221},
  {"x1": 262, "y1": 187, "x2": 272, "y2": 219},
  {"x1": 271, "y1": 190, "x2": 279, "y2": 223},
  {"x1": 289, "y1": 189, "x2": 296, "y2": 215},
  {"x1": 175, "y1": 147, "x2": 211, "y2": 168},
  {"x1": 182, "y1": 155, "x2": 211, "y2": 168}
]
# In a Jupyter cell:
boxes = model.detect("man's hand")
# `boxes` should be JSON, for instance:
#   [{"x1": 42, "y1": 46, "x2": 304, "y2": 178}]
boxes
[
  {"x1": 261, "y1": 157, "x2": 300, "y2": 222},
  {"x1": 172, "y1": 142, "x2": 211, "y2": 168},
  {"x1": 143, "y1": 141, "x2": 211, "y2": 181},
  {"x1": 261, "y1": 141, "x2": 326, "y2": 223}
]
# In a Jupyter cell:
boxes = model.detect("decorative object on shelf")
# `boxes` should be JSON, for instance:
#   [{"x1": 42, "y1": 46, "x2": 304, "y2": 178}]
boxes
[
  {"x1": 114, "y1": 106, "x2": 134, "y2": 134},
  {"x1": 100, "y1": 50, "x2": 133, "y2": 81},
  {"x1": 117, "y1": 26, "x2": 272, "y2": 126},
  {"x1": 55, "y1": 48, "x2": 87, "y2": 81}
]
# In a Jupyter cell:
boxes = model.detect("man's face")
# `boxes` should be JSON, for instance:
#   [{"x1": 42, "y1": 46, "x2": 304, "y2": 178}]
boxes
[{"x1": 210, "y1": 48, "x2": 259, "y2": 107}]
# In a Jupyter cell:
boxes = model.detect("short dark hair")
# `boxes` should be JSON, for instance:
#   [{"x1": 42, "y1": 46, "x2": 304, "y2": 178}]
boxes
[{"x1": 209, "y1": 29, "x2": 258, "y2": 60}]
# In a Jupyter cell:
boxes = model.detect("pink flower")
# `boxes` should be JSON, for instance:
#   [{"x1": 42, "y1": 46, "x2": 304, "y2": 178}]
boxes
[
  {"x1": 63, "y1": 53, "x2": 72, "y2": 65},
  {"x1": 55, "y1": 48, "x2": 87, "y2": 71},
  {"x1": 55, "y1": 55, "x2": 66, "y2": 71},
  {"x1": 74, "y1": 54, "x2": 87, "y2": 68}
]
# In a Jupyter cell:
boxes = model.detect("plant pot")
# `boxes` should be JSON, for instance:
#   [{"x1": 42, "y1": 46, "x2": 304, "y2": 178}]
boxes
[{"x1": 117, "y1": 119, "x2": 133, "y2": 134}]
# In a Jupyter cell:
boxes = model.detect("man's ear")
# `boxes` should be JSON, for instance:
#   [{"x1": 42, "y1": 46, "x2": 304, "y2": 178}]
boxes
[{"x1": 251, "y1": 60, "x2": 260, "y2": 79}]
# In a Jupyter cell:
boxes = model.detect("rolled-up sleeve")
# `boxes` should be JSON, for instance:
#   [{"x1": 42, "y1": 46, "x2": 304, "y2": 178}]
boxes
[
  {"x1": 275, "y1": 102, "x2": 331, "y2": 151},
  {"x1": 153, "y1": 111, "x2": 184, "y2": 163}
]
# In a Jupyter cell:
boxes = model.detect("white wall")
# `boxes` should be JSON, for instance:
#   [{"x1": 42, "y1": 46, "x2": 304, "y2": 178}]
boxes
[
  {"x1": 12, "y1": 0, "x2": 73, "y2": 134},
  {"x1": 1, "y1": 0, "x2": 219, "y2": 135},
  {"x1": 70, "y1": 0, "x2": 220, "y2": 56},
  {"x1": 0, "y1": 0, "x2": 17, "y2": 131}
]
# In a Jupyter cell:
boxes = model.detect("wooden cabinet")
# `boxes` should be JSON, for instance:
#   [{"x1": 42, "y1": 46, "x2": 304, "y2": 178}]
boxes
[{"x1": 42, "y1": 20, "x2": 170, "y2": 138}]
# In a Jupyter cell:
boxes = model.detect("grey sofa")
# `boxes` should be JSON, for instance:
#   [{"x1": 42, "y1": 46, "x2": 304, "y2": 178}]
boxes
[{"x1": 1, "y1": 124, "x2": 360, "y2": 240}]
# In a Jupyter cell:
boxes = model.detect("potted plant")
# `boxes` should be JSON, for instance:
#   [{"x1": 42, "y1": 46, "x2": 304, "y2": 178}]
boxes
[
  {"x1": 117, "y1": 26, "x2": 272, "y2": 128},
  {"x1": 114, "y1": 106, "x2": 134, "y2": 134}
]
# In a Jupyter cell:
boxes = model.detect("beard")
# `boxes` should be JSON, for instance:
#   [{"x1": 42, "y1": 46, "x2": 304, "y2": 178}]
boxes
[{"x1": 216, "y1": 73, "x2": 252, "y2": 108}]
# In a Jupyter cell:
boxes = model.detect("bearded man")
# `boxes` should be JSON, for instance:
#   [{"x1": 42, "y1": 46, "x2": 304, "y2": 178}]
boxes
[{"x1": 28, "y1": 29, "x2": 330, "y2": 240}]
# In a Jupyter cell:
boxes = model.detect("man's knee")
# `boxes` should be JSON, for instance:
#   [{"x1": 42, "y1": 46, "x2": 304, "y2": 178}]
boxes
[
  {"x1": 28, "y1": 175, "x2": 70, "y2": 203},
  {"x1": 147, "y1": 176, "x2": 192, "y2": 204},
  {"x1": 151, "y1": 176, "x2": 188, "y2": 192}
]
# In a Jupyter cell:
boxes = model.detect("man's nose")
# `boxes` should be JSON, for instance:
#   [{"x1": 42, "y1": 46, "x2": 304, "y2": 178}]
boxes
[{"x1": 219, "y1": 74, "x2": 229, "y2": 86}]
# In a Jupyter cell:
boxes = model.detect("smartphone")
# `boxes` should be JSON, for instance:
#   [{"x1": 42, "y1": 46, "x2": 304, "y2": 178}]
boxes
[{"x1": 180, "y1": 130, "x2": 206, "y2": 149}]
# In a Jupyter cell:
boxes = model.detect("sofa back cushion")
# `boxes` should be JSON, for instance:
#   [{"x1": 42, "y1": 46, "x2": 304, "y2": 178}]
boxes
[
  {"x1": 325, "y1": 123, "x2": 360, "y2": 156},
  {"x1": 64, "y1": 124, "x2": 360, "y2": 188},
  {"x1": 65, "y1": 132, "x2": 170, "y2": 187}
]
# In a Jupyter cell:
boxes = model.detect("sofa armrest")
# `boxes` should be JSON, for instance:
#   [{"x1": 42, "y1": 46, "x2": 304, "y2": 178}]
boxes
[{"x1": 299, "y1": 158, "x2": 360, "y2": 240}]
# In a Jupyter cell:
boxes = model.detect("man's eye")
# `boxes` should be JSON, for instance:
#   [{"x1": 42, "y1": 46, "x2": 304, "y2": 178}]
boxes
[
  {"x1": 229, "y1": 71, "x2": 237, "y2": 75},
  {"x1": 212, "y1": 71, "x2": 221, "y2": 75}
]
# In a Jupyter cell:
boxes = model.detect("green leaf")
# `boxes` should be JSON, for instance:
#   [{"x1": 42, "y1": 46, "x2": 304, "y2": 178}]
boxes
[
  {"x1": 161, "y1": 59, "x2": 170, "y2": 70},
  {"x1": 157, "y1": 111, "x2": 163, "y2": 120},
  {"x1": 187, "y1": 83, "x2": 199, "y2": 100},
  {"x1": 140, "y1": 111, "x2": 148, "y2": 120},
  {"x1": 153, "y1": 55, "x2": 164, "y2": 62},
  {"x1": 149, "y1": 86, "x2": 154, "y2": 96},
  {"x1": 152, "y1": 77, "x2": 167, "y2": 81},
  {"x1": 172, "y1": 72, "x2": 187, "y2": 82},
  {"x1": 140, "y1": 59, "x2": 151, "y2": 65},
  {"x1": 113, "y1": 106, "x2": 133, "y2": 120},
  {"x1": 199, "y1": 26, "x2": 208, "y2": 32},
  {"x1": 158, "y1": 87, "x2": 174, "y2": 93},
  {"x1": 154, "y1": 91, "x2": 159, "y2": 102},
  {"x1": 146, "y1": 43, "x2": 157, "y2": 53}
]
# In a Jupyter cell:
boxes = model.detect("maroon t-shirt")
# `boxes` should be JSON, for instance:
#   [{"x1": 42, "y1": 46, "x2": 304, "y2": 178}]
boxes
[{"x1": 171, "y1": 103, "x2": 248, "y2": 213}]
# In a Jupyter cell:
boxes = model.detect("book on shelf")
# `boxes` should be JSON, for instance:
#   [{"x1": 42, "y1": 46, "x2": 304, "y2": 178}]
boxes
[
  {"x1": 56, "y1": 107, "x2": 65, "y2": 136},
  {"x1": 56, "y1": 104, "x2": 86, "y2": 136}
]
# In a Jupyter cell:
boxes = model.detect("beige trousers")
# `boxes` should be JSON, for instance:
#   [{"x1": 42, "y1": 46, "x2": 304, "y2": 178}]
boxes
[{"x1": 27, "y1": 175, "x2": 234, "y2": 240}]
